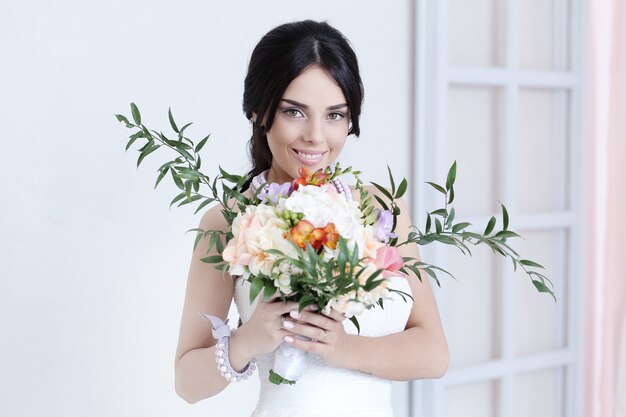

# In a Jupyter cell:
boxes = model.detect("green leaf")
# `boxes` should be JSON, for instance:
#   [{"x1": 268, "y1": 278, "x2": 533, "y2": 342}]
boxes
[
  {"x1": 137, "y1": 144, "x2": 160, "y2": 167},
  {"x1": 193, "y1": 232, "x2": 204, "y2": 253},
  {"x1": 249, "y1": 277, "x2": 264, "y2": 304},
  {"x1": 263, "y1": 282, "x2": 277, "y2": 300},
  {"x1": 447, "y1": 184, "x2": 455, "y2": 204},
  {"x1": 445, "y1": 207, "x2": 456, "y2": 227},
  {"x1": 130, "y1": 102, "x2": 141, "y2": 125},
  {"x1": 269, "y1": 369, "x2": 296, "y2": 385},
  {"x1": 373, "y1": 195, "x2": 389, "y2": 211},
  {"x1": 169, "y1": 192, "x2": 186, "y2": 207},
  {"x1": 431, "y1": 209, "x2": 447, "y2": 217},
  {"x1": 176, "y1": 145, "x2": 194, "y2": 161},
  {"x1": 484, "y1": 216, "x2": 496, "y2": 235},
  {"x1": 387, "y1": 165, "x2": 396, "y2": 195},
  {"x1": 495, "y1": 230, "x2": 520, "y2": 239},
  {"x1": 171, "y1": 169, "x2": 184, "y2": 190},
  {"x1": 177, "y1": 194, "x2": 203, "y2": 207},
  {"x1": 219, "y1": 166, "x2": 240, "y2": 183},
  {"x1": 125, "y1": 135, "x2": 140, "y2": 152},
  {"x1": 426, "y1": 213, "x2": 432, "y2": 233},
  {"x1": 195, "y1": 134, "x2": 210, "y2": 153},
  {"x1": 370, "y1": 182, "x2": 393, "y2": 201},
  {"x1": 168, "y1": 107, "x2": 179, "y2": 133},
  {"x1": 501, "y1": 202, "x2": 509, "y2": 230},
  {"x1": 154, "y1": 167, "x2": 169, "y2": 189},
  {"x1": 184, "y1": 180, "x2": 193, "y2": 201},
  {"x1": 178, "y1": 122, "x2": 193, "y2": 136},
  {"x1": 395, "y1": 178, "x2": 408, "y2": 199},
  {"x1": 532, "y1": 280, "x2": 556, "y2": 301},
  {"x1": 115, "y1": 114, "x2": 130, "y2": 124},
  {"x1": 200, "y1": 255, "x2": 222, "y2": 263},
  {"x1": 426, "y1": 181, "x2": 447, "y2": 194},
  {"x1": 435, "y1": 218, "x2": 442, "y2": 234},
  {"x1": 451, "y1": 222, "x2": 471, "y2": 233},
  {"x1": 445, "y1": 161, "x2": 457, "y2": 191},
  {"x1": 519, "y1": 259, "x2": 545, "y2": 269},
  {"x1": 348, "y1": 316, "x2": 361, "y2": 335},
  {"x1": 193, "y1": 198, "x2": 215, "y2": 214}
]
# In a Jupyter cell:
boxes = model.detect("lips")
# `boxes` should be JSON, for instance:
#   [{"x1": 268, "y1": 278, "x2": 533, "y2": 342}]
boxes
[{"x1": 291, "y1": 148, "x2": 328, "y2": 166}]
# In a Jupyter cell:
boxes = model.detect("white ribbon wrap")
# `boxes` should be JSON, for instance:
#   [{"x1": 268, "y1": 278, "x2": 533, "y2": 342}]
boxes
[{"x1": 272, "y1": 337, "x2": 310, "y2": 381}]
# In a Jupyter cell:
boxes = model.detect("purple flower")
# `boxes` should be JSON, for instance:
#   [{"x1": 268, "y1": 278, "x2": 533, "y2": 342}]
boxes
[
  {"x1": 375, "y1": 210, "x2": 398, "y2": 243},
  {"x1": 259, "y1": 182, "x2": 292, "y2": 205}
]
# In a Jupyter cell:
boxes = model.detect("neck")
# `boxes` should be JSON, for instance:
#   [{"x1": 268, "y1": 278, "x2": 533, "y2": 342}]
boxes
[{"x1": 265, "y1": 166, "x2": 293, "y2": 184}]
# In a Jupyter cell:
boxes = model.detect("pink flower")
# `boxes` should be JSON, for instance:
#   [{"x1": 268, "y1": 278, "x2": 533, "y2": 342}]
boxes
[{"x1": 373, "y1": 246, "x2": 407, "y2": 278}]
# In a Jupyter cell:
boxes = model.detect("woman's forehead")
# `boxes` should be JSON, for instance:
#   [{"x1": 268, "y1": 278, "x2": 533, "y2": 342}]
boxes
[{"x1": 281, "y1": 66, "x2": 346, "y2": 107}]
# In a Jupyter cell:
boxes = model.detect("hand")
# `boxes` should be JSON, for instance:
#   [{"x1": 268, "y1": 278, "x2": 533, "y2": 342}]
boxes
[
  {"x1": 232, "y1": 295, "x2": 299, "y2": 359},
  {"x1": 281, "y1": 307, "x2": 351, "y2": 368}
]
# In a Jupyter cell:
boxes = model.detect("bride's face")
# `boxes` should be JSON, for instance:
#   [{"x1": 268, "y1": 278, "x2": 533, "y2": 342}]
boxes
[{"x1": 264, "y1": 65, "x2": 350, "y2": 183}]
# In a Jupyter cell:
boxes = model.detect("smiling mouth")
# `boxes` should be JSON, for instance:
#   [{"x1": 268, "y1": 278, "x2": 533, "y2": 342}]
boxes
[{"x1": 292, "y1": 148, "x2": 328, "y2": 163}]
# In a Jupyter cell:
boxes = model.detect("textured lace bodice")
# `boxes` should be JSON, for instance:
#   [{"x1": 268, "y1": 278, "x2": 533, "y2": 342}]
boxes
[{"x1": 233, "y1": 276, "x2": 413, "y2": 417}]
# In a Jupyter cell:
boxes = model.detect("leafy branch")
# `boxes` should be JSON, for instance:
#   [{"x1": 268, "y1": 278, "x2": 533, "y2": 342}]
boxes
[
  {"x1": 115, "y1": 103, "x2": 256, "y2": 265},
  {"x1": 391, "y1": 162, "x2": 555, "y2": 300}
]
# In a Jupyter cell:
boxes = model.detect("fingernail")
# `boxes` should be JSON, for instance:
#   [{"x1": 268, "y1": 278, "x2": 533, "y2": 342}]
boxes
[
  {"x1": 308, "y1": 304, "x2": 318, "y2": 311},
  {"x1": 289, "y1": 310, "x2": 300, "y2": 319},
  {"x1": 283, "y1": 320, "x2": 294, "y2": 329},
  {"x1": 284, "y1": 336, "x2": 294, "y2": 343}
]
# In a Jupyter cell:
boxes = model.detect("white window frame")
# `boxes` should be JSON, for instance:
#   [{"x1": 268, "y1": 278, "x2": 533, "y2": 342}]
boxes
[{"x1": 408, "y1": 0, "x2": 586, "y2": 416}]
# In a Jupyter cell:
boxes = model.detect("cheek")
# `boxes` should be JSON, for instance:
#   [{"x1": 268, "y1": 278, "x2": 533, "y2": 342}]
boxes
[
  {"x1": 327, "y1": 127, "x2": 349, "y2": 152},
  {"x1": 267, "y1": 119, "x2": 300, "y2": 149}
]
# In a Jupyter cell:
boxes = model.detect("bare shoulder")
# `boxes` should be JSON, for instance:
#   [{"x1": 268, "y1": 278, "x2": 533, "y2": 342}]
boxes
[
  {"x1": 198, "y1": 203, "x2": 229, "y2": 233},
  {"x1": 198, "y1": 187, "x2": 254, "y2": 231}
]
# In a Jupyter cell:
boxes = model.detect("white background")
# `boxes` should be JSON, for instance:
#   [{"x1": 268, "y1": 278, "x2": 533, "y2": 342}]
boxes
[{"x1": 0, "y1": 1, "x2": 415, "y2": 416}]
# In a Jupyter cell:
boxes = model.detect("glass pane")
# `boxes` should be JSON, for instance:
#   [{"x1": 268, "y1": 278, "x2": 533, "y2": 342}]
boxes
[
  {"x1": 444, "y1": 380, "x2": 499, "y2": 417},
  {"x1": 449, "y1": 0, "x2": 503, "y2": 66},
  {"x1": 448, "y1": 87, "x2": 504, "y2": 216},
  {"x1": 516, "y1": 88, "x2": 570, "y2": 213},
  {"x1": 513, "y1": 368, "x2": 566, "y2": 417},
  {"x1": 514, "y1": 230, "x2": 567, "y2": 356},
  {"x1": 519, "y1": 0, "x2": 571, "y2": 70},
  {"x1": 443, "y1": 244, "x2": 500, "y2": 366}
]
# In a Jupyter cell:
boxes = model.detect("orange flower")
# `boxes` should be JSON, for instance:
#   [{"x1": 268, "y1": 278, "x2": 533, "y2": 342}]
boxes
[
  {"x1": 290, "y1": 220, "x2": 339, "y2": 252},
  {"x1": 290, "y1": 219, "x2": 315, "y2": 249},
  {"x1": 292, "y1": 167, "x2": 330, "y2": 190},
  {"x1": 322, "y1": 223, "x2": 339, "y2": 250}
]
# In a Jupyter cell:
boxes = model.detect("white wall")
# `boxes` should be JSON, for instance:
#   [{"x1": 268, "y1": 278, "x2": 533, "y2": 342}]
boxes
[{"x1": 0, "y1": 1, "x2": 413, "y2": 416}]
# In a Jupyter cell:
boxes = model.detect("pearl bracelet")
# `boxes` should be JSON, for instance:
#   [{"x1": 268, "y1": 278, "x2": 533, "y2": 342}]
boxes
[
  {"x1": 215, "y1": 335, "x2": 257, "y2": 382},
  {"x1": 199, "y1": 313, "x2": 257, "y2": 383}
]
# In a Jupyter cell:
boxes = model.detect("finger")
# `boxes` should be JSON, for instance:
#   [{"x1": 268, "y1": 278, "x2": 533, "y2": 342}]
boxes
[
  {"x1": 282, "y1": 318, "x2": 330, "y2": 342},
  {"x1": 287, "y1": 310, "x2": 335, "y2": 331},
  {"x1": 283, "y1": 334, "x2": 323, "y2": 353},
  {"x1": 275, "y1": 301, "x2": 300, "y2": 315},
  {"x1": 322, "y1": 308, "x2": 346, "y2": 322}
]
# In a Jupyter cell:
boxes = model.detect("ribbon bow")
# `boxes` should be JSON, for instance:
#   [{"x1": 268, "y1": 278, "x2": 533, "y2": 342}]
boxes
[{"x1": 199, "y1": 312, "x2": 232, "y2": 339}]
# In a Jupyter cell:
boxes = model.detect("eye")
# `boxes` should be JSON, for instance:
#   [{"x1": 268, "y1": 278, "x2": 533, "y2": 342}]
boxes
[
  {"x1": 328, "y1": 112, "x2": 346, "y2": 121},
  {"x1": 283, "y1": 108, "x2": 304, "y2": 118}
]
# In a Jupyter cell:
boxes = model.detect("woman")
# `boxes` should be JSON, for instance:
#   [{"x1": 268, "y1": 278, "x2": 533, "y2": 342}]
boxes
[{"x1": 174, "y1": 20, "x2": 448, "y2": 416}]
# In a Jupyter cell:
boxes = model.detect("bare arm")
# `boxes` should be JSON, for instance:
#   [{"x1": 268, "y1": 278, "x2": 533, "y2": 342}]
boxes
[
  {"x1": 174, "y1": 205, "x2": 240, "y2": 403},
  {"x1": 345, "y1": 192, "x2": 448, "y2": 378},
  {"x1": 174, "y1": 203, "x2": 299, "y2": 403}
]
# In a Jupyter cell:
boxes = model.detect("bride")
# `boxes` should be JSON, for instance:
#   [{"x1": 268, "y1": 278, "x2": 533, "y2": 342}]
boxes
[{"x1": 174, "y1": 20, "x2": 449, "y2": 416}]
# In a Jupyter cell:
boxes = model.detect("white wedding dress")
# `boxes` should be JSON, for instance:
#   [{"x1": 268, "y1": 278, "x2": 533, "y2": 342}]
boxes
[{"x1": 233, "y1": 276, "x2": 414, "y2": 417}]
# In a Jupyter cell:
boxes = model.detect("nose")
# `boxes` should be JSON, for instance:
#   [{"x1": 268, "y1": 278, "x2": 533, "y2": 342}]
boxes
[{"x1": 304, "y1": 118, "x2": 324, "y2": 144}]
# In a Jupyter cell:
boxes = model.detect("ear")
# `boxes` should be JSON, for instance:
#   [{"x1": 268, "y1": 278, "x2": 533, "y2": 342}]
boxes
[{"x1": 251, "y1": 112, "x2": 258, "y2": 124}]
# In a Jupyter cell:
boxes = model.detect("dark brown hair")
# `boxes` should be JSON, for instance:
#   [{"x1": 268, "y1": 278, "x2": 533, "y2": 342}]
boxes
[{"x1": 241, "y1": 20, "x2": 364, "y2": 189}]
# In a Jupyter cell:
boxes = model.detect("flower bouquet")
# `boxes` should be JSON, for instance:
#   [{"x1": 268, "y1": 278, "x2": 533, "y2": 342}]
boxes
[{"x1": 115, "y1": 104, "x2": 554, "y2": 385}]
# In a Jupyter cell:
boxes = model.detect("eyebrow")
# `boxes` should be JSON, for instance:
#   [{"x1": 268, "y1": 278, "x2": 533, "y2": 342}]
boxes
[{"x1": 280, "y1": 98, "x2": 348, "y2": 111}]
